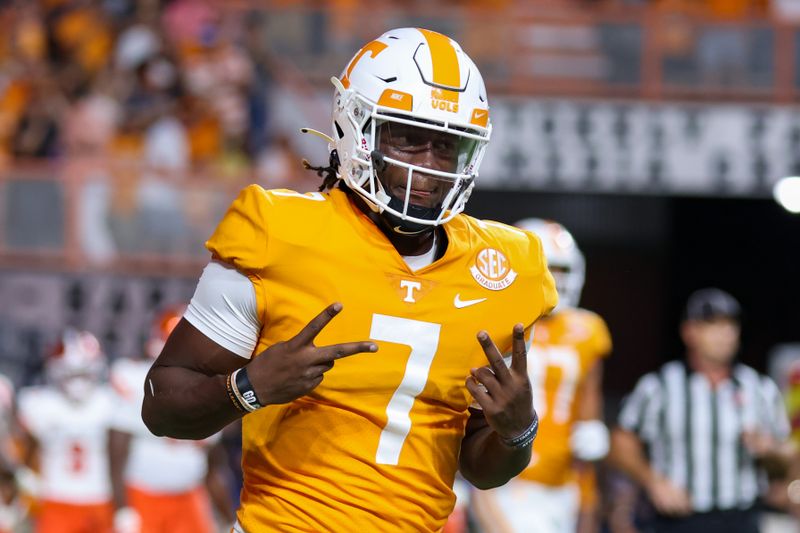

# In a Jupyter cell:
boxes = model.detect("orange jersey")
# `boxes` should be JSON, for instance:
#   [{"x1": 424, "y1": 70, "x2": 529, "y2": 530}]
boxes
[
  {"x1": 520, "y1": 308, "x2": 611, "y2": 487},
  {"x1": 207, "y1": 185, "x2": 557, "y2": 532}
]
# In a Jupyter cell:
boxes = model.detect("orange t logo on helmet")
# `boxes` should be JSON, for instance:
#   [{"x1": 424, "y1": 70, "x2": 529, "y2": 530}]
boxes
[{"x1": 341, "y1": 41, "x2": 388, "y2": 89}]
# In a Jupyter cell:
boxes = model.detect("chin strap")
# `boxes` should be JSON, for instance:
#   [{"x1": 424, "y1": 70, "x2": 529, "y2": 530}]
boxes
[{"x1": 383, "y1": 196, "x2": 439, "y2": 234}]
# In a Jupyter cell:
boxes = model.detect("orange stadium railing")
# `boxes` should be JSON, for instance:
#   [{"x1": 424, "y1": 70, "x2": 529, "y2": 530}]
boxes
[{"x1": 0, "y1": 159, "x2": 250, "y2": 276}]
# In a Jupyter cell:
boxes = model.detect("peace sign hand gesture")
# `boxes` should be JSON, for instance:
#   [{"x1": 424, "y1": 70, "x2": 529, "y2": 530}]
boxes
[
  {"x1": 247, "y1": 303, "x2": 378, "y2": 406},
  {"x1": 466, "y1": 324, "x2": 536, "y2": 441}
]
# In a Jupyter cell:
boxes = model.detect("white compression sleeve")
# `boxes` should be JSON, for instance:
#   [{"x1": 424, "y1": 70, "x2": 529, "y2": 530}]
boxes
[{"x1": 184, "y1": 260, "x2": 261, "y2": 358}]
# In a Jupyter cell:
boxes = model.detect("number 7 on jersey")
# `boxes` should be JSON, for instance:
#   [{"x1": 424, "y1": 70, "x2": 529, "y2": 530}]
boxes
[{"x1": 370, "y1": 314, "x2": 441, "y2": 465}]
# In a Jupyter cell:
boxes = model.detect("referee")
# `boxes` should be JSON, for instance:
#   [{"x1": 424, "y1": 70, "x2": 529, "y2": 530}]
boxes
[{"x1": 608, "y1": 288, "x2": 791, "y2": 533}]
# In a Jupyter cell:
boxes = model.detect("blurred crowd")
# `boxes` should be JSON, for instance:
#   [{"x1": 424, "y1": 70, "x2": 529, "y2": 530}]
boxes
[
  {"x1": 0, "y1": 0, "x2": 275, "y2": 180},
  {"x1": 0, "y1": 0, "x2": 798, "y2": 182},
  {"x1": 0, "y1": 0, "x2": 797, "y2": 173}
]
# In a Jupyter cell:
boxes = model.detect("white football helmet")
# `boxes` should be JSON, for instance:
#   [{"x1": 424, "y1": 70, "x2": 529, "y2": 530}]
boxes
[
  {"x1": 516, "y1": 218, "x2": 585, "y2": 310},
  {"x1": 45, "y1": 329, "x2": 106, "y2": 402},
  {"x1": 330, "y1": 27, "x2": 492, "y2": 232}
]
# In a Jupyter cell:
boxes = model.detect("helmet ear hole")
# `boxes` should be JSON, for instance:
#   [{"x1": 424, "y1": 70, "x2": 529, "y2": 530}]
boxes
[{"x1": 334, "y1": 121, "x2": 345, "y2": 139}]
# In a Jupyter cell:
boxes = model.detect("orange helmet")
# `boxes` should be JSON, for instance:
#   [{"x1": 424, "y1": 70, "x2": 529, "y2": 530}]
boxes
[{"x1": 146, "y1": 304, "x2": 186, "y2": 359}]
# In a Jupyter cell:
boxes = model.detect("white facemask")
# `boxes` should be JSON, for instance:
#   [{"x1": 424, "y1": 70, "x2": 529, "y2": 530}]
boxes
[{"x1": 61, "y1": 376, "x2": 96, "y2": 402}]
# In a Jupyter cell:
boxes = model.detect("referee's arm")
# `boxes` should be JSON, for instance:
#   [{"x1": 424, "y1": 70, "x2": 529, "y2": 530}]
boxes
[
  {"x1": 608, "y1": 374, "x2": 692, "y2": 516},
  {"x1": 608, "y1": 429, "x2": 656, "y2": 490}
]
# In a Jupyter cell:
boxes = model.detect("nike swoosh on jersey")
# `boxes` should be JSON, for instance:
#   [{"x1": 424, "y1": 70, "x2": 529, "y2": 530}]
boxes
[{"x1": 453, "y1": 294, "x2": 488, "y2": 308}]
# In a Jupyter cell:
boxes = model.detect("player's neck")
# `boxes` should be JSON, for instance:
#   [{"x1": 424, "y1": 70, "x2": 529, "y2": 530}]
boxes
[
  {"x1": 348, "y1": 189, "x2": 440, "y2": 257},
  {"x1": 376, "y1": 214, "x2": 438, "y2": 256}
]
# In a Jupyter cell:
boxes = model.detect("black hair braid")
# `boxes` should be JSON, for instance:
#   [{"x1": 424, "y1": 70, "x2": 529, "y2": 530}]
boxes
[{"x1": 302, "y1": 150, "x2": 341, "y2": 192}]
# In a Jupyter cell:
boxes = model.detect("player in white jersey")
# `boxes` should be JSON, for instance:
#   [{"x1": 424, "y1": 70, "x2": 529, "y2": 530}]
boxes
[
  {"x1": 16, "y1": 329, "x2": 115, "y2": 533},
  {"x1": 0, "y1": 374, "x2": 13, "y2": 457},
  {"x1": 0, "y1": 373, "x2": 28, "y2": 533},
  {"x1": 109, "y1": 306, "x2": 234, "y2": 533}
]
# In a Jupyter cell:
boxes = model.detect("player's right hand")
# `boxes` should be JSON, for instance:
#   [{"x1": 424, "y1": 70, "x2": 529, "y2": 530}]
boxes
[{"x1": 246, "y1": 303, "x2": 377, "y2": 406}]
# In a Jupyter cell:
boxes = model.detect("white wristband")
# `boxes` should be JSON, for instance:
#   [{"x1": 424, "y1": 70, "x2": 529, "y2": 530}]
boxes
[{"x1": 570, "y1": 420, "x2": 609, "y2": 461}]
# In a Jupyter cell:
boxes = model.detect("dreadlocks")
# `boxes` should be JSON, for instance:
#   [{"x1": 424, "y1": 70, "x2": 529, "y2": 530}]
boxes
[{"x1": 303, "y1": 150, "x2": 341, "y2": 192}]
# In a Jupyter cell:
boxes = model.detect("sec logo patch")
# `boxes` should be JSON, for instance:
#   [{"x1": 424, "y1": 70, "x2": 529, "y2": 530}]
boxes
[{"x1": 470, "y1": 248, "x2": 517, "y2": 290}]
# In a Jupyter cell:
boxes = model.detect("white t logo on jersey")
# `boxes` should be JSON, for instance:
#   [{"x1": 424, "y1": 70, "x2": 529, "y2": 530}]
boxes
[{"x1": 400, "y1": 280, "x2": 422, "y2": 303}]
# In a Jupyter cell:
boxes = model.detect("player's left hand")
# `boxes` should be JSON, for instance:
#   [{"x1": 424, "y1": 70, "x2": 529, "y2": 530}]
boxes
[{"x1": 466, "y1": 323, "x2": 535, "y2": 441}]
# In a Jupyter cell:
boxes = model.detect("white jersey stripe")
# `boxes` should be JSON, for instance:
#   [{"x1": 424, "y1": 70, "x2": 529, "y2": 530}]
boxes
[
  {"x1": 664, "y1": 362, "x2": 688, "y2": 490},
  {"x1": 716, "y1": 382, "x2": 738, "y2": 509},
  {"x1": 690, "y1": 374, "x2": 713, "y2": 511}
]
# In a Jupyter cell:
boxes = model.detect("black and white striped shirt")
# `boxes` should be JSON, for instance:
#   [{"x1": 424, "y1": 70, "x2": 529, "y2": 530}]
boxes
[{"x1": 618, "y1": 360, "x2": 790, "y2": 512}]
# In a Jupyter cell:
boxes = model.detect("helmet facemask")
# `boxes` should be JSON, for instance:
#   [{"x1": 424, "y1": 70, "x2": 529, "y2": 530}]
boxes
[
  {"x1": 337, "y1": 93, "x2": 488, "y2": 233},
  {"x1": 547, "y1": 261, "x2": 585, "y2": 310},
  {"x1": 46, "y1": 329, "x2": 106, "y2": 403},
  {"x1": 545, "y1": 229, "x2": 585, "y2": 309}
]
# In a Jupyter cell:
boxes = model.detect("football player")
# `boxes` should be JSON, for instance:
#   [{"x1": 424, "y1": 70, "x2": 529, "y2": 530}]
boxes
[
  {"x1": 109, "y1": 305, "x2": 235, "y2": 533},
  {"x1": 142, "y1": 28, "x2": 557, "y2": 532},
  {"x1": 17, "y1": 329, "x2": 115, "y2": 533},
  {"x1": 0, "y1": 454, "x2": 21, "y2": 533},
  {"x1": 0, "y1": 373, "x2": 27, "y2": 533},
  {"x1": 0, "y1": 374, "x2": 14, "y2": 463},
  {"x1": 471, "y1": 219, "x2": 612, "y2": 533}
]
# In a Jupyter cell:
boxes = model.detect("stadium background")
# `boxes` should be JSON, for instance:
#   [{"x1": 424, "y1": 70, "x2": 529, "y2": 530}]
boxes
[{"x1": 1, "y1": 0, "x2": 800, "y2": 529}]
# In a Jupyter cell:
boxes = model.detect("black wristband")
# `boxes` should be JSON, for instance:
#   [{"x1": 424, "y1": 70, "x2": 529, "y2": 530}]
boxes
[
  {"x1": 232, "y1": 366, "x2": 263, "y2": 412},
  {"x1": 500, "y1": 411, "x2": 539, "y2": 449}
]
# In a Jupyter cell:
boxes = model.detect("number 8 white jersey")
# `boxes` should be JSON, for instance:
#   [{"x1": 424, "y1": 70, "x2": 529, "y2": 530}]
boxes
[{"x1": 17, "y1": 385, "x2": 115, "y2": 504}]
